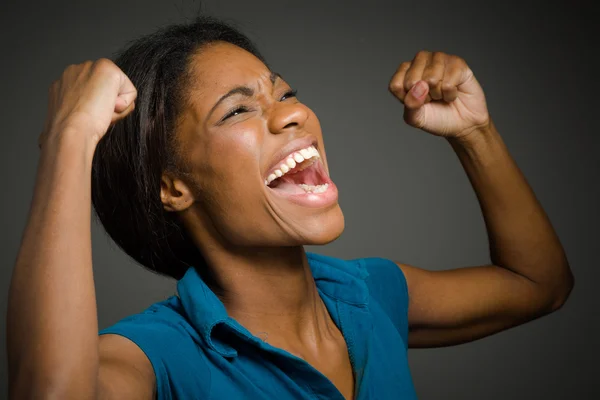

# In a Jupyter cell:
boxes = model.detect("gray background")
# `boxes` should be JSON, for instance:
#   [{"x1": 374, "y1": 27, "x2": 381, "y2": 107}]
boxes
[{"x1": 1, "y1": 0, "x2": 598, "y2": 398}]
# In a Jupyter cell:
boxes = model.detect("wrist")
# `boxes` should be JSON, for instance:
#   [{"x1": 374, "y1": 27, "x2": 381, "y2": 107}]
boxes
[
  {"x1": 42, "y1": 111, "x2": 107, "y2": 147},
  {"x1": 40, "y1": 125, "x2": 98, "y2": 165},
  {"x1": 447, "y1": 119, "x2": 498, "y2": 150},
  {"x1": 445, "y1": 119, "x2": 508, "y2": 167}
]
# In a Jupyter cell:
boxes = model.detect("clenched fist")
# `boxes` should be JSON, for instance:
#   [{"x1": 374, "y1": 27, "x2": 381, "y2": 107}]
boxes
[
  {"x1": 389, "y1": 51, "x2": 490, "y2": 139},
  {"x1": 39, "y1": 58, "x2": 137, "y2": 149}
]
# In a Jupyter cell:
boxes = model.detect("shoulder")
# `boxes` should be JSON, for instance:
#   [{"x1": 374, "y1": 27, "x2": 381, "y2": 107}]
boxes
[
  {"x1": 98, "y1": 333, "x2": 156, "y2": 399},
  {"x1": 99, "y1": 296, "x2": 211, "y2": 399},
  {"x1": 99, "y1": 296, "x2": 200, "y2": 350},
  {"x1": 356, "y1": 256, "x2": 410, "y2": 344},
  {"x1": 358, "y1": 257, "x2": 409, "y2": 306},
  {"x1": 308, "y1": 252, "x2": 409, "y2": 339},
  {"x1": 307, "y1": 252, "x2": 408, "y2": 306}
]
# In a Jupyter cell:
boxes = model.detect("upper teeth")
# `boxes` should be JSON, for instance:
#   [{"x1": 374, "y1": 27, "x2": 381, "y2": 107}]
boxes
[{"x1": 265, "y1": 145, "x2": 320, "y2": 185}]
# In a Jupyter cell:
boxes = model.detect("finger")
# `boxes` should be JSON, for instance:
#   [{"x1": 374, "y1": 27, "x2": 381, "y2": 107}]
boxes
[
  {"x1": 441, "y1": 56, "x2": 468, "y2": 102},
  {"x1": 403, "y1": 80, "x2": 429, "y2": 128},
  {"x1": 86, "y1": 59, "x2": 123, "y2": 115},
  {"x1": 388, "y1": 61, "x2": 411, "y2": 102},
  {"x1": 404, "y1": 51, "x2": 431, "y2": 95},
  {"x1": 404, "y1": 80, "x2": 429, "y2": 110},
  {"x1": 422, "y1": 52, "x2": 446, "y2": 100},
  {"x1": 114, "y1": 92, "x2": 135, "y2": 114},
  {"x1": 112, "y1": 100, "x2": 135, "y2": 124},
  {"x1": 114, "y1": 71, "x2": 137, "y2": 113}
]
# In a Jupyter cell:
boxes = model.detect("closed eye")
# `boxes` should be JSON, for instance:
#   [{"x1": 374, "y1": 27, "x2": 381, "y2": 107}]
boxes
[
  {"x1": 280, "y1": 89, "x2": 298, "y2": 101},
  {"x1": 220, "y1": 89, "x2": 297, "y2": 122},
  {"x1": 221, "y1": 106, "x2": 250, "y2": 121}
]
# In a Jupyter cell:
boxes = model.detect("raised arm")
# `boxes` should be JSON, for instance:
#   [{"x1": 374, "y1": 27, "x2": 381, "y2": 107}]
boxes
[
  {"x1": 5, "y1": 59, "x2": 153, "y2": 398},
  {"x1": 388, "y1": 51, "x2": 574, "y2": 348}
]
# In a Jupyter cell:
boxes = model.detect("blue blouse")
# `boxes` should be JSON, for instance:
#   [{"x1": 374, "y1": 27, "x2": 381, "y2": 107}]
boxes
[{"x1": 99, "y1": 252, "x2": 417, "y2": 399}]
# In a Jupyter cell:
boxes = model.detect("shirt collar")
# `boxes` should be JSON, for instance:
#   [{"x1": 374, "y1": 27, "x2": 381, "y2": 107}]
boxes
[{"x1": 176, "y1": 252, "x2": 370, "y2": 358}]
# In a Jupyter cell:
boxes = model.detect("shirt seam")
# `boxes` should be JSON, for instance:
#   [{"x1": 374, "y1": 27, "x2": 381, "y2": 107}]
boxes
[
  {"x1": 101, "y1": 314, "x2": 214, "y2": 399},
  {"x1": 308, "y1": 258, "x2": 369, "y2": 307}
]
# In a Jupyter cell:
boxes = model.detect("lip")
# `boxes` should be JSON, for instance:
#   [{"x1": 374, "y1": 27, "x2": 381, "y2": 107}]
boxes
[
  {"x1": 264, "y1": 135, "x2": 319, "y2": 180},
  {"x1": 266, "y1": 160, "x2": 339, "y2": 208}
]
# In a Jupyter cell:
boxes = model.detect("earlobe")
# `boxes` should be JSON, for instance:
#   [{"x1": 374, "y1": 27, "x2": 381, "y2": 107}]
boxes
[{"x1": 160, "y1": 173, "x2": 194, "y2": 212}]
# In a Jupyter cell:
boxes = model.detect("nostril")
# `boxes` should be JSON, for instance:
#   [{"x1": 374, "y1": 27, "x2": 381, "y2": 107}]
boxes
[{"x1": 283, "y1": 122, "x2": 298, "y2": 129}]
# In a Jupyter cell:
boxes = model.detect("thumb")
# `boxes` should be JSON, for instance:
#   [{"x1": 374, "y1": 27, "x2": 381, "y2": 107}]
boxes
[
  {"x1": 403, "y1": 80, "x2": 429, "y2": 128},
  {"x1": 113, "y1": 70, "x2": 137, "y2": 114}
]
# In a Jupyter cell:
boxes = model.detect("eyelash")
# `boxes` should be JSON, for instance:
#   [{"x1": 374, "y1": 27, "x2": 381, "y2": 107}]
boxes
[
  {"x1": 280, "y1": 89, "x2": 298, "y2": 101},
  {"x1": 221, "y1": 89, "x2": 298, "y2": 122}
]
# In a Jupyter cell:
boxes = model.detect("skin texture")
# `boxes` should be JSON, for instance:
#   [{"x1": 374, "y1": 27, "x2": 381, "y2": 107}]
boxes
[
  {"x1": 159, "y1": 42, "x2": 353, "y2": 399},
  {"x1": 388, "y1": 51, "x2": 573, "y2": 348},
  {"x1": 6, "y1": 43, "x2": 573, "y2": 400},
  {"x1": 7, "y1": 60, "x2": 139, "y2": 400}
]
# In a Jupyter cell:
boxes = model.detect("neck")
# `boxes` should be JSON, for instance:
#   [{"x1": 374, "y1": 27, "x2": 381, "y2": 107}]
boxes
[{"x1": 205, "y1": 245, "x2": 336, "y2": 344}]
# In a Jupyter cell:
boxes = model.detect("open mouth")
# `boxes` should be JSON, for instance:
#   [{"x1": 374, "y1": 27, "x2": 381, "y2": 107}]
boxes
[
  {"x1": 267, "y1": 157, "x2": 331, "y2": 195},
  {"x1": 263, "y1": 143, "x2": 338, "y2": 208}
]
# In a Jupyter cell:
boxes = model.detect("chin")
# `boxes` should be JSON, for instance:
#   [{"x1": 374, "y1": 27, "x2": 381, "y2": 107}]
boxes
[{"x1": 301, "y1": 205, "x2": 345, "y2": 245}]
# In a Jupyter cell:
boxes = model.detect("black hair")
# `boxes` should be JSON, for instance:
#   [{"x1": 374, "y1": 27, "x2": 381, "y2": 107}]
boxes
[{"x1": 91, "y1": 16, "x2": 265, "y2": 280}]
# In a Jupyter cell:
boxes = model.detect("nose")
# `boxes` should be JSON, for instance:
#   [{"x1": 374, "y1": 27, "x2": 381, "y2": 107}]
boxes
[{"x1": 268, "y1": 101, "x2": 309, "y2": 134}]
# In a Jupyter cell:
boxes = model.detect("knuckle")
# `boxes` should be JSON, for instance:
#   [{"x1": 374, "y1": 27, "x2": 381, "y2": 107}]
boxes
[
  {"x1": 92, "y1": 58, "x2": 115, "y2": 73},
  {"x1": 82, "y1": 60, "x2": 94, "y2": 70},
  {"x1": 93, "y1": 58, "x2": 120, "y2": 81},
  {"x1": 432, "y1": 51, "x2": 447, "y2": 59},
  {"x1": 61, "y1": 64, "x2": 76, "y2": 80},
  {"x1": 63, "y1": 63, "x2": 77, "y2": 73},
  {"x1": 94, "y1": 57, "x2": 113, "y2": 67},
  {"x1": 441, "y1": 81, "x2": 455, "y2": 91},
  {"x1": 63, "y1": 62, "x2": 87, "y2": 78},
  {"x1": 451, "y1": 55, "x2": 466, "y2": 65},
  {"x1": 404, "y1": 78, "x2": 419, "y2": 89},
  {"x1": 423, "y1": 74, "x2": 440, "y2": 85},
  {"x1": 388, "y1": 79, "x2": 404, "y2": 94}
]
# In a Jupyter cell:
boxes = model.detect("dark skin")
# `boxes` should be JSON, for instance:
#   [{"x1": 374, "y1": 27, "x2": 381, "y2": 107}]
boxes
[
  {"x1": 159, "y1": 42, "x2": 574, "y2": 396},
  {"x1": 7, "y1": 42, "x2": 573, "y2": 399},
  {"x1": 159, "y1": 42, "x2": 353, "y2": 398}
]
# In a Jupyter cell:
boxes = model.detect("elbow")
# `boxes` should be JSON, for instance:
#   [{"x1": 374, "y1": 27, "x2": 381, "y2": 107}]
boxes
[{"x1": 547, "y1": 268, "x2": 575, "y2": 313}]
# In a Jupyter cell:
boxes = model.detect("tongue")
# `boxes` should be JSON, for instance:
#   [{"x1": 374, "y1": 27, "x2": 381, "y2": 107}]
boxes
[
  {"x1": 271, "y1": 180, "x2": 307, "y2": 194},
  {"x1": 269, "y1": 160, "x2": 326, "y2": 194}
]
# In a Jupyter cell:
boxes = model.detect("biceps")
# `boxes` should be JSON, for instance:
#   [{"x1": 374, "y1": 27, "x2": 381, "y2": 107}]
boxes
[{"x1": 397, "y1": 263, "x2": 549, "y2": 347}]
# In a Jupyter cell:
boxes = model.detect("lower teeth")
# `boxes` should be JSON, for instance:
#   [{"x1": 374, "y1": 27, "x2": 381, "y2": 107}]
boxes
[{"x1": 298, "y1": 183, "x2": 329, "y2": 193}]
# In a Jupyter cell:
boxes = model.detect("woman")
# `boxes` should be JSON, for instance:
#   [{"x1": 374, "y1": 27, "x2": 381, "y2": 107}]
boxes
[{"x1": 7, "y1": 16, "x2": 574, "y2": 399}]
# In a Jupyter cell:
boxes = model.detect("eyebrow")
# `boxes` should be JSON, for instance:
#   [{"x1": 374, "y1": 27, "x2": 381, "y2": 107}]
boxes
[{"x1": 207, "y1": 71, "x2": 283, "y2": 120}]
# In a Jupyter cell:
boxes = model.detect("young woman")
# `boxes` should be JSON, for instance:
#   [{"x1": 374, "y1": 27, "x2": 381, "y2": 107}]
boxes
[{"x1": 7, "y1": 16, "x2": 573, "y2": 399}]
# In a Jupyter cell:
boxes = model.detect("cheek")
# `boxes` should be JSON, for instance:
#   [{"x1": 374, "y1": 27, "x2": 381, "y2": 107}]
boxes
[
  {"x1": 202, "y1": 121, "x2": 264, "y2": 201},
  {"x1": 203, "y1": 119, "x2": 262, "y2": 169},
  {"x1": 230, "y1": 125, "x2": 262, "y2": 158}
]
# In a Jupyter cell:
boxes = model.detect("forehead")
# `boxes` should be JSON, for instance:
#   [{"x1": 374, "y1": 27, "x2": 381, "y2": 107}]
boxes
[{"x1": 188, "y1": 41, "x2": 269, "y2": 94}]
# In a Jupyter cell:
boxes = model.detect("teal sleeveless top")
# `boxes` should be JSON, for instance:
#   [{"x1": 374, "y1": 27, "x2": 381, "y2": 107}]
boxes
[{"x1": 99, "y1": 252, "x2": 417, "y2": 399}]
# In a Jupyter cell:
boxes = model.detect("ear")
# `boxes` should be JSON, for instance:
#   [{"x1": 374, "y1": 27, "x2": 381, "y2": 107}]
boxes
[{"x1": 160, "y1": 171, "x2": 195, "y2": 212}]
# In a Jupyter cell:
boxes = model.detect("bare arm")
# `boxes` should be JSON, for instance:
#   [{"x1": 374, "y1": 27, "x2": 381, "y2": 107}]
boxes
[
  {"x1": 388, "y1": 51, "x2": 574, "y2": 348},
  {"x1": 399, "y1": 120, "x2": 573, "y2": 347},
  {"x1": 5, "y1": 59, "x2": 152, "y2": 398},
  {"x1": 7, "y1": 129, "x2": 98, "y2": 398}
]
